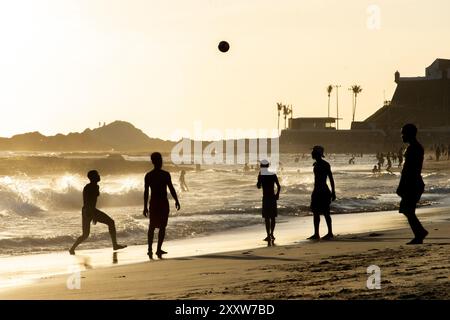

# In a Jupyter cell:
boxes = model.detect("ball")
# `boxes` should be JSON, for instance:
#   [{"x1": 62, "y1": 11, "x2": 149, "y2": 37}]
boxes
[{"x1": 218, "y1": 41, "x2": 230, "y2": 53}]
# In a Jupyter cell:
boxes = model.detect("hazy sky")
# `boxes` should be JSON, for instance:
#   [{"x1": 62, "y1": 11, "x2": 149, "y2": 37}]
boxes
[{"x1": 1, "y1": 0, "x2": 450, "y2": 140}]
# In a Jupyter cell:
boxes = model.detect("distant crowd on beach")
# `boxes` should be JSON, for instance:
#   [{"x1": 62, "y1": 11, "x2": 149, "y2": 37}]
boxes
[
  {"x1": 427, "y1": 144, "x2": 450, "y2": 161},
  {"x1": 68, "y1": 123, "x2": 429, "y2": 260}
]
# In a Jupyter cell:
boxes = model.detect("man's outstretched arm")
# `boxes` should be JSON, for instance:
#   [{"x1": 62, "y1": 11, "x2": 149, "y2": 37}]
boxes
[
  {"x1": 328, "y1": 168, "x2": 336, "y2": 201},
  {"x1": 275, "y1": 175, "x2": 281, "y2": 200}
]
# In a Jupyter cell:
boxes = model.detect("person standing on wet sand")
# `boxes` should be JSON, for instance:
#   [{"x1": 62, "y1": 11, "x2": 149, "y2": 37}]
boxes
[
  {"x1": 308, "y1": 146, "x2": 336, "y2": 240},
  {"x1": 257, "y1": 159, "x2": 280, "y2": 242},
  {"x1": 396, "y1": 124, "x2": 428, "y2": 244},
  {"x1": 69, "y1": 170, "x2": 127, "y2": 255},
  {"x1": 143, "y1": 152, "x2": 180, "y2": 258}
]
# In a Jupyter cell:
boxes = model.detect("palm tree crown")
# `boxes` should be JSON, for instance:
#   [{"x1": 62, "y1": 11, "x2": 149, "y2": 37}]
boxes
[
  {"x1": 350, "y1": 85, "x2": 363, "y2": 122},
  {"x1": 326, "y1": 85, "x2": 333, "y2": 117}
]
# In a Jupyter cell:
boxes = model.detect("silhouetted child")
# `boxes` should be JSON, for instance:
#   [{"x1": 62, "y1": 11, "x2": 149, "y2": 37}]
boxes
[
  {"x1": 308, "y1": 146, "x2": 336, "y2": 240},
  {"x1": 69, "y1": 170, "x2": 126, "y2": 255},
  {"x1": 257, "y1": 160, "x2": 280, "y2": 242},
  {"x1": 397, "y1": 124, "x2": 428, "y2": 244},
  {"x1": 144, "y1": 152, "x2": 180, "y2": 258}
]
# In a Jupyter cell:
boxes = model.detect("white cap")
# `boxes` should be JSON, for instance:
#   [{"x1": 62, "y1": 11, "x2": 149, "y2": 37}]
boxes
[{"x1": 260, "y1": 159, "x2": 270, "y2": 167}]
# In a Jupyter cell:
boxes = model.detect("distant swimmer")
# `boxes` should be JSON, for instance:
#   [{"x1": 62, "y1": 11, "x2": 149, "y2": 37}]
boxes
[
  {"x1": 69, "y1": 170, "x2": 126, "y2": 255},
  {"x1": 179, "y1": 170, "x2": 189, "y2": 192},
  {"x1": 308, "y1": 146, "x2": 336, "y2": 241},
  {"x1": 348, "y1": 156, "x2": 355, "y2": 165},
  {"x1": 372, "y1": 165, "x2": 379, "y2": 174},
  {"x1": 396, "y1": 124, "x2": 428, "y2": 244},
  {"x1": 144, "y1": 152, "x2": 180, "y2": 258},
  {"x1": 257, "y1": 160, "x2": 280, "y2": 243}
]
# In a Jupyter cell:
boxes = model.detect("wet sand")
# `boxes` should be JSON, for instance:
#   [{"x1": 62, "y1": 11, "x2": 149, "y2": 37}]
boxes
[{"x1": 0, "y1": 206, "x2": 448, "y2": 299}]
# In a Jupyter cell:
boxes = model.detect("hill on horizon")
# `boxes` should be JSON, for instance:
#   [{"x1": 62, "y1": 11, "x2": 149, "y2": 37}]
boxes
[{"x1": 0, "y1": 121, "x2": 176, "y2": 152}]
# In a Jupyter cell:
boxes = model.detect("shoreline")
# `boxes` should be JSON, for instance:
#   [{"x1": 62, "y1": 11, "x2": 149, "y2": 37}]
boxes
[{"x1": 0, "y1": 205, "x2": 448, "y2": 299}]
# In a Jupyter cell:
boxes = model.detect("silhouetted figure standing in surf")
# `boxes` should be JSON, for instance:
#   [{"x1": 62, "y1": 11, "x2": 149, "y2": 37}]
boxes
[
  {"x1": 397, "y1": 124, "x2": 428, "y2": 244},
  {"x1": 69, "y1": 170, "x2": 126, "y2": 255},
  {"x1": 308, "y1": 146, "x2": 336, "y2": 240},
  {"x1": 257, "y1": 160, "x2": 280, "y2": 243},
  {"x1": 386, "y1": 157, "x2": 393, "y2": 174},
  {"x1": 143, "y1": 152, "x2": 180, "y2": 258},
  {"x1": 435, "y1": 146, "x2": 441, "y2": 161},
  {"x1": 179, "y1": 170, "x2": 189, "y2": 192}
]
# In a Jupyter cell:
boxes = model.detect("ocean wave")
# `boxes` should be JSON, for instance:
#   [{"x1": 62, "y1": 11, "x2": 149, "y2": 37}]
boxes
[
  {"x1": 332, "y1": 196, "x2": 398, "y2": 213},
  {"x1": 426, "y1": 186, "x2": 450, "y2": 194},
  {"x1": 282, "y1": 184, "x2": 311, "y2": 195},
  {"x1": 0, "y1": 187, "x2": 44, "y2": 215},
  {"x1": 422, "y1": 172, "x2": 448, "y2": 179},
  {"x1": 0, "y1": 185, "x2": 145, "y2": 214}
]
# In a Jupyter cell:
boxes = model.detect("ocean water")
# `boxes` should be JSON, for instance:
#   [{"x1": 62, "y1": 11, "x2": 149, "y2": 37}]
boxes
[{"x1": 0, "y1": 153, "x2": 449, "y2": 256}]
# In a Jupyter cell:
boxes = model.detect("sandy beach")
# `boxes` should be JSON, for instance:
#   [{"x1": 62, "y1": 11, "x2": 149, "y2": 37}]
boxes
[
  {"x1": 2, "y1": 0, "x2": 450, "y2": 306},
  {"x1": 0, "y1": 206, "x2": 448, "y2": 300}
]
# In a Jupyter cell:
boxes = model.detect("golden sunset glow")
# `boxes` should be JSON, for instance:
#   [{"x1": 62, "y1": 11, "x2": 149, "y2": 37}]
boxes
[{"x1": 0, "y1": 0, "x2": 449, "y2": 139}]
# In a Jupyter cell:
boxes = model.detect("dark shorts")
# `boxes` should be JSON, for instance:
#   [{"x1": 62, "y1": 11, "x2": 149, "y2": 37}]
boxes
[
  {"x1": 262, "y1": 197, "x2": 277, "y2": 218},
  {"x1": 310, "y1": 188, "x2": 331, "y2": 214},
  {"x1": 398, "y1": 179, "x2": 424, "y2": 214},
  {"x1": 149, "y1": 198, "x2": 170, "y2": 228},
  {"x1": 399, "y1": 194, "x2": 421, "y2": 215}
]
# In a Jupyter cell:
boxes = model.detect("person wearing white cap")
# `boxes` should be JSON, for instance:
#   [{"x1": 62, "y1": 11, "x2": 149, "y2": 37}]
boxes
[
  {"x1": 257, "y1": 159, "x2": 281, "y2": 242},
  {"x1": 308, "y1": 145, "x2": 336, "y2": 240}
]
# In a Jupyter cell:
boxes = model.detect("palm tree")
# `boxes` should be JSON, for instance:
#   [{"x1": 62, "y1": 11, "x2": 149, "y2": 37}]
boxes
[
  {"x1": 350, "y1": 85, "x2": 363, "y2": 122},
  {"x1": 277, "y1": 102, "x2": 283, "y2": 132},
  {"x1": 283, "y1": 104, "x2": 289, "y2": 129},
  {"x1": 326, "y1": 85, "x2": 333, "y2": 117}
]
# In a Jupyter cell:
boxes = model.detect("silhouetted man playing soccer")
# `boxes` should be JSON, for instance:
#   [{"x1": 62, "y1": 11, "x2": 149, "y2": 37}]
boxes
[
  {"x1": 69, "y1": 170, "x2": 127, "y2": 255},
  {"x1": 397, "y1": 124, "x2": 428, "y2": 244},
  {"x1": 143, "y1": 152, "x2": 180, "y2": 258}
]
